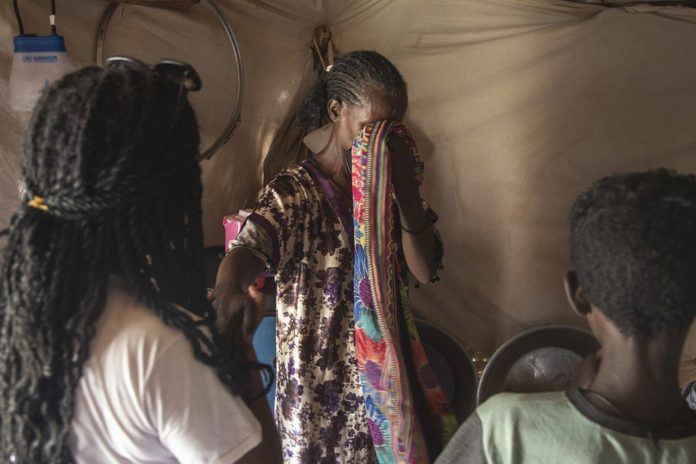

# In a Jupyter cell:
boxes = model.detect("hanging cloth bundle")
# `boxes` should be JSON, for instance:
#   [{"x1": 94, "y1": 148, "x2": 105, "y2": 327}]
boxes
[
  {"x1": 352, "y1": 121, "x2": 457, "y2": 463},
  {"x1": 262, "y1": 27, "x2": 336, "y2": 184}
]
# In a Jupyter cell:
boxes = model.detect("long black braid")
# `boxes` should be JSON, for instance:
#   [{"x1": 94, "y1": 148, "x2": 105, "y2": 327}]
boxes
[
  {"x1": 296, "y1": 50, "x2": 408, "y2": 131},
  {"x1": 0, "y1": 65, "x2": 269, "y2": 463}
]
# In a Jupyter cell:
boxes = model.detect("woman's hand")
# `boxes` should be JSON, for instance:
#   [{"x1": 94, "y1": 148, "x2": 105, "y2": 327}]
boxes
[
  {"x1": 210, "y1": 248, "x2": 267, "y2": 348},
  {"x1": 388, "y1": 133, "x2": 421, "y2": 208}
]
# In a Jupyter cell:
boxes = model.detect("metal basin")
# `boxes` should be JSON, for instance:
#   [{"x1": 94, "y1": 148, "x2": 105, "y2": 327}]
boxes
[
  {"x1": 416, "y1": 319, "x2": 479, "y2": 422},
  {"x1": 477, "y1": 325, "x2": 599, "y2": 405}
]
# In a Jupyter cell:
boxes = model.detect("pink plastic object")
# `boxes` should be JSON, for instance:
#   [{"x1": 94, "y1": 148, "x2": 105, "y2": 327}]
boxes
[
  {"x1": 223, "y1": 212, "x2": 266, "y2": 290},
  {"x1": 223, "y1": 215, "x2": 245, "y2": 252}
]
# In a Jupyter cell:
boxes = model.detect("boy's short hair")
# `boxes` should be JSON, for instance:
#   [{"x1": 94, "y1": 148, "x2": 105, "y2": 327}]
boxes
[{"x1": 570, "y1": 169, "x2": 696, "y2": 336}]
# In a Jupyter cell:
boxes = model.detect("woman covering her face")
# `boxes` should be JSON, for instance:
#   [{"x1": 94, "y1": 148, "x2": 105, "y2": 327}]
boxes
[{"x1": 212, "y1": 50, "x2": 452, "y2": 463}]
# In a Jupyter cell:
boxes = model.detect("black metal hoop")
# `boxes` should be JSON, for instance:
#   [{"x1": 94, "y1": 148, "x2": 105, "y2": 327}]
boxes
[{"x1": 95, "y1": 0, "x2": 244, "y2": 161}]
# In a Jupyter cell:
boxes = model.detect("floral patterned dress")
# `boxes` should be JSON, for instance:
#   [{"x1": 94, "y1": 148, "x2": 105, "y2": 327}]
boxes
[{"x1": 231, "y1": 160, "x2": 377, "y2": 463}]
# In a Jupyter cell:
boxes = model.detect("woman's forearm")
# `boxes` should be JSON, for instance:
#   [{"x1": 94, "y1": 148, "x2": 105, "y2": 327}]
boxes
[
  {"x1": 388, "y1": 134, "x2": 440, "y2": 283},
  {"x1": 215, "y1": 247, "x2": 266, "y2": 292},
  {"x1": 397, "y1": 193, "x2": 439, "y2": 284}
]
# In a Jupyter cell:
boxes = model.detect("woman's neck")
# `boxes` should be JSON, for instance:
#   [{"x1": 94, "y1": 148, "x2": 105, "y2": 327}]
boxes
[{"x1": 312, "y1": 137, "x2": 351, "y2": 195}]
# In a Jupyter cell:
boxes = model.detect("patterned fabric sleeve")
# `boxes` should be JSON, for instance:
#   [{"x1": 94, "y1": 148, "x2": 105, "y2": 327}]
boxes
[
  {"x1": 229, "y1": 220, "x2": 274, "y2": 269},
  {"x1": 229, "y1": 172, "x2": 305, "y2": 274}
]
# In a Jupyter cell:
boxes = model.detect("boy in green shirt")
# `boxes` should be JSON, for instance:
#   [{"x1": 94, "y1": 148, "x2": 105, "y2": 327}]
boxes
[{"x1": 437, "y1": 169, "x2": 696, "y2": 464}]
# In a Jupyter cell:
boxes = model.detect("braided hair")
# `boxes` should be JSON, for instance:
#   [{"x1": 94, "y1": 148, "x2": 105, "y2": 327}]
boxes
[
  {"x1": 296, "y1": 50, "x2": 408, "y2": 131},
  {"x1": 0, "y1": 65, "x2": 267, "y2": 462}
]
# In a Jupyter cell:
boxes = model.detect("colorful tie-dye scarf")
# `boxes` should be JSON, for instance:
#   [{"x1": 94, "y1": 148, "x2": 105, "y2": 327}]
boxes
[{"x1": 352, "y1": 121, "x2": 457, "y2": 463}]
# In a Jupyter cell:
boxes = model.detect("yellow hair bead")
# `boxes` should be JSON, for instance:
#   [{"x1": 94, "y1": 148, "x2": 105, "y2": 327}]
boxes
[{"x1": 28, "y1": 196, "x2": 49, "y2": 212}]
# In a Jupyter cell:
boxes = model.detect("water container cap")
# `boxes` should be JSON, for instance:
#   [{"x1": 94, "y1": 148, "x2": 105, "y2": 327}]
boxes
[{"x1": 14, "y1": 34, "x2": 66, "y2": 53}]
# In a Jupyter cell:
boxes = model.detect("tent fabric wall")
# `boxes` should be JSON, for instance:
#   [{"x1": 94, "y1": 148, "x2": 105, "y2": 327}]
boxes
[{"x1": 2, "y1": 1, "x2": 696, "y2": 366}]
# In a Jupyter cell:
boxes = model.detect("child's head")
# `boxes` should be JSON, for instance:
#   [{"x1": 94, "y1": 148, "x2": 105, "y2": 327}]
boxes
[{"x1": 567, "y1": 169, "x2": 696, "y2": 338}]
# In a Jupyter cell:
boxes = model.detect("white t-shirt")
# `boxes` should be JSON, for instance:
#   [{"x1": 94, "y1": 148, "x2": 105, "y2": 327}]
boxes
[{"x1": 69, "y1": 279, "x2": 262, "y2": 464}]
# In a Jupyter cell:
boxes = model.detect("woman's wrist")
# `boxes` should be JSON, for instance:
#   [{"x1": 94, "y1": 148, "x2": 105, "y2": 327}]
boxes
[
  {"x1": 397, "y1": 194, "x2": 428, "y2": 230},
  {"x1": 401, "y1": 218, "x2": 431, "y2": 234},
  {"x1": 243, "y1": 343, "x2": 259, "y2": 362}
]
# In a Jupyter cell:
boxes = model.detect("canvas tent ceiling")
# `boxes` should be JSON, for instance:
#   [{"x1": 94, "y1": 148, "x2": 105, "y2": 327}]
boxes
[
  {"x1": 2, "y1": 0, "x2": 696, "y2": 368},
  {"x1": 573, "y1": 0, "x2": 696, "y2": 5}
]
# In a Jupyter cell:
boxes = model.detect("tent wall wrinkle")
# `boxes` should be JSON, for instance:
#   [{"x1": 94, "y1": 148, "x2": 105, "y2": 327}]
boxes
[{"x1": 1, "y1": 0, "x2": 696, "y2": 359}]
